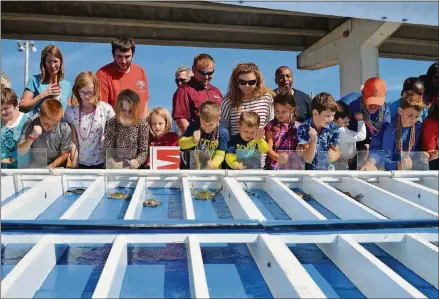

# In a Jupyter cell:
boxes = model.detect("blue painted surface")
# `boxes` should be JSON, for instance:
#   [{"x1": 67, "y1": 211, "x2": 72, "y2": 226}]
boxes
[
  {"x1": 89, "y1": 188, "x2": 134, "y2": 220},
  {"x1": 36, "y1": 189, "x2": 83, "y2": 220},
  {"x1": 1, "y1": 243, "x2": 35, "y2": 280},
  {"x1": 288, "y1": 243, "x2": 365, "y2": 298},
  {"x1": 291, "y1": 188, "x2": 340, "y2": 220},
  {"x1": 361, "y1": 243, "x2": 439, "y2": 299},
  {"x1": 121, "y1": 243, "x2": 190, "y2": 299},
  {"x1": 33, "y1": 244, "x2": 112, "y2": 298},
  {"x1": 1, "y1": 187, "x2": 30, "y2": 207},
  {"x1": 141, "y1": 188, "x2": 183, "y2": 220},
  {"x1": 201, "y1": 244, "x2": 273, "y2": 299},
  {"x1": 303, "y1": 264, "x2": 340, "y2": 299},
  {"x1": 192, "y1": 189, "x2": 234, "y2": 220},
  {"x1": 246, "y1": 189, "x2": 291, "y2": 220}
]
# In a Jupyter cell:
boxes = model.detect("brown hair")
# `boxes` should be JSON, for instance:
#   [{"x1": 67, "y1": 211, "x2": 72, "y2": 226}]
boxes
[
  {"x1": 335, "y1": 101, "x2": 351, "y2": 120},
  {"x1": 400, "y1": 91, "x2": 425, "y2": 112},
  {"x1": 193, "y1": 54, "x2": 214, "y2": 68},
  {"x1": 239, "y1": 111, "x2": 260, "y2": 128},
  {"x1": 114, "y1": 89, "x2": 141, "y2": 126},
  {"x1": 40, "y1": 98, "x2": 64, "y2": 120},
  {"x1": 273, "y1": 89, "x2": 296, "y2": 109},
  {"x1": 111, "y1": 36, "x2": 136, "y2": 56},
  {"x1": 148, "y1": 107, "x2": 172, "y2": 137},
  {"x1": 1, "y1": 87, "x2": 18, "y2": 107},
  {"x1": 70, "y1": 71, "x2": 101, "y2": 107},
  {"x1": 225, "y1": 62, "x2": 274, "y2": 108},
  {"x1": 311, "y1": 92, "x2": 338, "y2": 114},
  {"x1": 40, "y1": 45, "x2": 65, "y2": 83},
  {"x1": 199, "y1": 101, "x2": 220, "y2": 123}
]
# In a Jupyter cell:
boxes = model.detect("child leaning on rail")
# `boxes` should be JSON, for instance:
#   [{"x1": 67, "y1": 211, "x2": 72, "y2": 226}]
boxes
[
  {"x1": 179, "y1": 101, "x2": 229, "y2": 169},
  {"x1": 144, "y1": 107, "x2": 178, "y2": 168},
  {"x1": 264, "y1": 90, "x2": 303, "y2": 170},
  {"x1": 365, "y1": 91, "x2": 426, "y2": 171},
  {"x1": 224, "y1": 111, "x2": 268, "y2": 170},
  {"x1": 297, "y1": 92, "x2": 340, "y2": 170}
]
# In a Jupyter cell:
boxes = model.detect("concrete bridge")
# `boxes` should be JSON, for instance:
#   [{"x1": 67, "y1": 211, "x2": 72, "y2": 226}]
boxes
[{"x1": 2, "y1": 1, "x2": 438, "y2": 95}]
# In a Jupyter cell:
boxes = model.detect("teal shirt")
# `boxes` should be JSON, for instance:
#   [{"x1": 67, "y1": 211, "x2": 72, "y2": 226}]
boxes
[
  {"x1": 1, "y1": 112, "x2": 29, "y2": 168},
  {"x1": 24, "y1": 74, "x2": 72, "y2": 116}
]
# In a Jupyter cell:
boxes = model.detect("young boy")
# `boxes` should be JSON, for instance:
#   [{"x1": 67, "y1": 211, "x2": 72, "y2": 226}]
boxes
[
  {"x1": 334, "y1": 101, "x2": 366, "y2": 170},
  {"x1": 297, "y1": 92, "x2": 340, "y2": 170},
  {"x1": 364, "y1": 91, "x2": 425, "y2": 170},
  {"x1": 178, "y1": 101, "x2": 229, "y2": 169},
  {"x1": 225, "y1": 111, "x2": 268, "y2": 169},
  {"x1": 18, "y1": 98, "x2": 72, "y2": 168}
]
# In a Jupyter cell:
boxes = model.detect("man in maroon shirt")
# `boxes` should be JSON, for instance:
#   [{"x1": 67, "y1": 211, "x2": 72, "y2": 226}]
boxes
[{"x1": 172, "y1": 54, "x2": 222, "y2": 135}]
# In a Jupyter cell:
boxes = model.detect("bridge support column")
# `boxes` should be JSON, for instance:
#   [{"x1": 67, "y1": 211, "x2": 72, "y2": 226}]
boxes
[{"x1": 297, "y1": 18, "x2": 401, "y2": 97}]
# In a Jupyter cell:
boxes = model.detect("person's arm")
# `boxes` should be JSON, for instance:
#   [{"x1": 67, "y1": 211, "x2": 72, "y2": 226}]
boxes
[
  {"x1": 134, "y1": 118, "x2": 150, "y2": 167},
  {"x1": 142, "y1": 70, "x2": 150, "y2": 117},
  {"x1": 265, "y1": 130, "x2": 279, "y2": 161},
  {"x1": 172, "y1": 88, "x2": 191, "y2": 135},
  {"x1": 327, "y1": 124, "x2": 340, "y2": 163},
  {"x1": 422, "y1": 119, "x2": 439, "y2": 160},
  {"x1": 103, "y1": 118, "x2": 116, "y2": 160},
  {"x1": 297, "y1": 124, "x2": 316, "y2": 164},
  {"x1": 178, "y1": 123, "x2": 197, "y2": 149},
  {"x1": 210, "y1": 127, "x2": 230, "y2": 169},
  {"x1": 211, "y1": 150, "x2": 226, "y2": 168},
  {"x1": 381, "y1": 126, "x2": 398, "y2": 170},
  {"x1": 17, "y1": 119, "x2": 39, "y2": 155},
  {"x1": 219, "y1": 98, "x2": 231, "y2": 130},
  {"x1": 47, "y1": 151, "x2": 70, "y2": 168},
  {"x1": 255, "y1": 138, "x2": 269, "y2": 154},
  {"x1": 339, "y1": 121, "x2": 367, "y2": 143},
  {"x1": 68, "y1": 123, "x2": 79, "y2": 168}
]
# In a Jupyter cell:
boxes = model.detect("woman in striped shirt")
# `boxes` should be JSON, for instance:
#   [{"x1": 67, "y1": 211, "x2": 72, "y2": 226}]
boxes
[{"x1": 220, "y1": 63, "x2": 274, "y2": 135}]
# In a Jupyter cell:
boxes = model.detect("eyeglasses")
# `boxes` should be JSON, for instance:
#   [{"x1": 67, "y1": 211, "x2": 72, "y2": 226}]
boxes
[
  {"x1": 79, "y1": 90, "x2": 94, "y2": 97},
  {"x1": 238, "y1": 79, "x2": 257, "y2": 86},
  {"x1": 196, "y1": 68, "x2": 214, "y2": 76}
]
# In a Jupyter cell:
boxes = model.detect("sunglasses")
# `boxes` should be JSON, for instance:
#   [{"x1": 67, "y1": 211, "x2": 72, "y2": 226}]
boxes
[
  {"x1": 196, "y1": 68, "x2": 214, "y2": 76},
  {"x1": 175, "y1": 78, "x2": 186, "y2": 84},
  {"x1": 238, "y1": 79, "x2": 257, "y2": 86}
]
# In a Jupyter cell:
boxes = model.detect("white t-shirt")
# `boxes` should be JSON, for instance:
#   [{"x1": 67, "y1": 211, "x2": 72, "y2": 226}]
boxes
[
  {"x1": 64, "y1": 102, "x2": 115, "y2": 166},
  {"x1": 339, "y1": 120, "x2": 367, "y2": 159}
]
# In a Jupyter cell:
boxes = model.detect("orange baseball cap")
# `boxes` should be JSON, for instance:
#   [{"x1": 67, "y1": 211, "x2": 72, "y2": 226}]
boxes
[{"x1": 362, "y1": 77, "x2": 387, "y2": 106}]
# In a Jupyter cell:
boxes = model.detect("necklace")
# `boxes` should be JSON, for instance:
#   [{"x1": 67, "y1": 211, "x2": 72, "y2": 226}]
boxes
[
  {"x1": 78, "y1": 105, "x2": 97, "y2": 141},
  {"x1": 396, "y1": 115, "x2": 416, "y2": 153},
  {"x1": 361, "y1": 100, "x2": 384, "y2": 136}
]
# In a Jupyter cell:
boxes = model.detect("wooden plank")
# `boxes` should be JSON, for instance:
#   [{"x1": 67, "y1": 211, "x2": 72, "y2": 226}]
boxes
[
  {"x1": 378, "y1": 234, "x2": 438, "y2": 289},
  {"x1": 319, "y1": 235, "x2": 426, "y2": 298},
  {"x1": 248, "y1": 234, "x2": 327, "y2": 298},
  {"x1": 1, "y1": 176, "x2": 15, "y2": 202},
  {"x1": 222, "y1": 177, "x2": 266, "y2": 220},
  {"x1": 1, "y1": 236, "x2": 57, "y2": 298},
  {"x1": 336, "y1": 178, "x2": 438, "y2": 219},
  {"x1": 301, "y1": 177, "x2": 386, "y2": 220},
  {"x1": 1, "y1": 176, "x2": 62, "y2": 220},
  {"x1": 182, "y1": 177, "x2": 196, "y2": 220},
  {"x1": 186, "y1": 235, "x2": 210, "y2": 298},
  {"x1": 375, "y1": 177, "x2": 438, "y2": 213},
  {"x1": 124, "y1": 177, "x2": 146, "y2": 220},
  {"x1": 264, "y1": 178, "x2": 326, "y2": 220},
  {"x1": 92, "y1": 236, "x2": 127, "y2": 299},
  {"x1": 60, "y1": 177, "x2": 105, "y2": 220}
]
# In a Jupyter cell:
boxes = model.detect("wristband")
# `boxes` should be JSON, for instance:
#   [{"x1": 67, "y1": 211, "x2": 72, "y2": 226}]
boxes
[{"x1": 29, "y1": 135, "x2": 37, "y2": 141}]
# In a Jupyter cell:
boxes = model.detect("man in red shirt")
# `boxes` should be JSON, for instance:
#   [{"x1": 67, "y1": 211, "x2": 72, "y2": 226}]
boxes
[
  {"x1": 96, "y1": 36, "x2": 149, "y2": 117},
  {"x1": 172, "y1": 54, "x2": 222, "y2": 135}
]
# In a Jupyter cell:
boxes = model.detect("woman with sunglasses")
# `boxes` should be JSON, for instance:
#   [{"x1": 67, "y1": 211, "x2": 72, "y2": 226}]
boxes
[
  {"x1": 64, "y1": 71, "x2": 115, "y2": 169},
  {"x1": 220, "y1": 63, "x2": 274, "y2": 136}
]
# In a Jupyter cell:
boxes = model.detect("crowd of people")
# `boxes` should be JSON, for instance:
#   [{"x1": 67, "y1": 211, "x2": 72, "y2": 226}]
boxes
[{"x1": 1, "y1": 36, "x2": 438, "y2": 171}]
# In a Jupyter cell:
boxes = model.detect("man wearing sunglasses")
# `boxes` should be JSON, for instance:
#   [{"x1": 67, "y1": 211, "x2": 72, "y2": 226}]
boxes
[
  {"x1": 172, "y1": 53, "x2": 222, "y2": 135},
  {"x1": 174, "y1": 66, "x2": 193, "y2": 87},
  {"x1": 274, "y1": 66, "x2": 312, "y2": 123}
]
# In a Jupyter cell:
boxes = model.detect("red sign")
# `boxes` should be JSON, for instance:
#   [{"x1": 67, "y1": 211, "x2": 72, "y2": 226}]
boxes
[{"x1": 150, "y1": 146, "x2": 180, "y2": 170}]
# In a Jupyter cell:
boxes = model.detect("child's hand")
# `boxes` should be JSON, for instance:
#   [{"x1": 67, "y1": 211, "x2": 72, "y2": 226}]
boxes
[
  {"x1": 360, "y1": 160, "x2": 377, "y2": 171},
  {"x1": 327, "y1": 149, "x2": 339, "y2": 163},
  {"x1": 206, "y1": 160, "x2": 215, "y2": 170},
  {"x1": 129, "y1": 159, "x2": 140, "y2": 169},
  {"x1": 255, "y1": 128, "x2": 265, "y2": 140},
  {"x1": 355, "y1": 113, "x2": 364, "y2": 121},
  {"x1": 296, "y1": 145, "x2": 305, "y2": 158},
  {"x1": 234, "y1": 162, "x2": 246, "y2": 170},
  {"x1": 192, "y1": 130, "x2": 201, "y2": 144},
  {"x1": 401, "y1": 156, "x2": 412, "y2": 169},
  {"x1": 309, "y1": 127, "x2": 317, "y2": 143},
  {"x1": 278, "y1": 153, "x2": 288, "y2": 164},
  {"x1": 31, "y1": 125, "x2": 43, "y2": 139}
]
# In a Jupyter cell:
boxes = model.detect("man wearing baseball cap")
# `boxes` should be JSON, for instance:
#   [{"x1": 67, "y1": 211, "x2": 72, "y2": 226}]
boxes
[{"x1": 338, "y1": 77, "x2": 391, "y2": 169}]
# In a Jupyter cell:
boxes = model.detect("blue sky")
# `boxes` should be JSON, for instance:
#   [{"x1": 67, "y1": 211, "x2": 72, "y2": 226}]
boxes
[{"x1": 1, "y1": 39, "x2": 434, "y2": 114}]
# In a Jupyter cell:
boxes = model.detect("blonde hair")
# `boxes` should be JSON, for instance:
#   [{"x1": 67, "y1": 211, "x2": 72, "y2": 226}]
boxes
[
  {"x1": 148, "y1": 107, "x2": 172, "y2": 137},
  {"x1": 70, "y1": 71, "x2": 101, "y2": 107},
  {"x1": 114, "y1": 89, "x2": 141, "y2": 126},
  {"x1": 199, "y1": 101, "x2": 220, "y2": 123},
  {"x1": 40, "y1": 98, "x2": 64, "y2": 120},
  {"x1": 239, "y1": 111, "x2": 260, "y2": 128},
  {"x1": 400, "y1": 91, "x2": 425, "y2": 112},
  {"x1": 225, "y1": 62, "x2": 274, "y2": 108}
]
